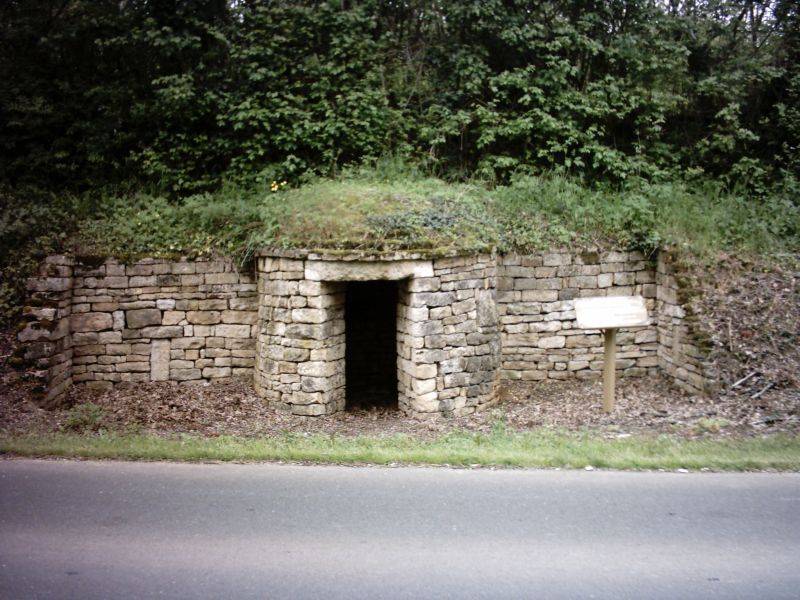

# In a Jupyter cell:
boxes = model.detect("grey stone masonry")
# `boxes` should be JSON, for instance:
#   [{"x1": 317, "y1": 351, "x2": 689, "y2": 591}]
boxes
[
  {"x1": 656, "y1": 253, "x2": 717, "y2": 394},
  {"x1": 18, "y1": 256, "x2": 257, "y2": 402},
  {"x1": 17, "y1": 255, "x2": 75, "y2": 406},
  {"x1": 20, "y1": 248, "x2": 717, "y2": 412},
  {"x1": 496, "y1": 250, "x2": 659, "y2": 382},
  {"x1": 255, "y1": 253, "x2": 501, "y2": 417},
  {"x1": 255, "y1": 256, "x2": 347, "y2": 416},
  {"x1": 397, "y1": 254, "x2": 501, "y2": 417}
]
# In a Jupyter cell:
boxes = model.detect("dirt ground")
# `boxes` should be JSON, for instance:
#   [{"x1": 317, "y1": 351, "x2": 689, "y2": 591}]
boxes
[
  {"x1": 694, "y1": 254, "x2": 799, "y2": 399},
  {"x1": 1, "y1": 255, "x2": 797, "y2": 441},
  {"x1": 2, "y1": 372, "x2": 798, "y2": 440}
]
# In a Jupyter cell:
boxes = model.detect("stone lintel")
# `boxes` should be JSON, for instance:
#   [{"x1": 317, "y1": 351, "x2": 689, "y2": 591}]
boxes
[{"x1": 305, "y1": 260, "x2": 434, "y2": 282}]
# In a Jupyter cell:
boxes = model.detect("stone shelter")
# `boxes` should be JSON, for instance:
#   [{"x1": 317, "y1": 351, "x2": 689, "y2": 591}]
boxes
[{"x1": 18, "y1": 247, "x2": 714, "y2": 417}]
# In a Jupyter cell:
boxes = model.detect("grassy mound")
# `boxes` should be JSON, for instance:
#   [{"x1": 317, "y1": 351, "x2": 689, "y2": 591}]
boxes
[{"x1": 74, "y1": 173, "x2": 799, "y2": 262}]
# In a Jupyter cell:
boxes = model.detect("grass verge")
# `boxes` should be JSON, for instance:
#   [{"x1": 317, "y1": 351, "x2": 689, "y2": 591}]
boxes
[{"x1": 2, "y1": 431, "x2": 799, "y2": 471}]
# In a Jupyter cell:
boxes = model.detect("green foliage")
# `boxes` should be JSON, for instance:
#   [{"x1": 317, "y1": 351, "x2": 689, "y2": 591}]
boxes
[
  {"x1": 0, "y1": 187, "x2": 82, "y2": 323},
  {"x1": 0, "y1": 1, "x2": 798, "y2": 317},
  {"x1": 2, "y1": 1, "x2": 799, "y2": 191},
  {"x1": 61, "y1": 403, "x2": 105, "y2": 433}
]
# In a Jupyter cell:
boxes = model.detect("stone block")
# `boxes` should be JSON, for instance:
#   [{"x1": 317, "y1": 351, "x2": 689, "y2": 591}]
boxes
[
  {"x1": 452, "y1": 298, "x2": 476, "y2": 315},
  {"x1": 408, "y1": 277, "x2": 441, "y2": 292},
  {"x1": 156, "y1": 299, "x2": 176, "y2": 310},
  {"x1": 408, "y1": 320, "x2": 443, "y2": 336},
  {"x1": 27, "y1": 277, "x2": 72, "y2": 292},
  {"x1": 206, "y1": 272, "x2": 238, "y2": 285},
  {"x1": 543, "y1": 253, "x2": 571, "y2": 266},
  {"x1": 635, "y1": 329, "x2": 658, "y2": 344},
  {"x1": 73, "y1": 332, "x2": 99, "y2": 345},
  {"x1": 297, "y1": 361, "x2": 337, "y2": 377},
  {"x1": 636, "y1": 355, "x2": 659, "y2": 368},
  {"x1": 403, "y1": 361, "x2": 437, "y2": 379},
  {"x1": 150, "y1": 340, "x2": 170, "y2": 381},
  {"x1": 566, "y1": 334, "x2": 601, "y2": 348},
  {"x1": 126, "y1": 309, "x2": 162, "y2": 329},
  {"x1": 534, "y1": 266, "x2": 558, "y2": 277},
  {"x1": 171, "y1": 367, "x2": 201, "y2": 381},
  {"x1": 123, "y1": 326, "x2": 183, "y2": 339},
  {"x1": 291, "y1": 403, "x2": 328, "y2": 416},
  {"x1": 300, "y1": 375, "x2": 342, "y2": 393},
  {"x1": 177, "y1": 274, "x2": 201, "y2": 287},
  {"x1": 214, "y1": 324, "x2": 252, "y2": 339},
  {"x1": 203, "y1": 366, "x2": 231, "y2": 378},
  {"x1": 18, "y1": 324, "x2": 50, "y2": 343},
  {"x1": 411, "y1": 378, "x2": 436, "y2": 394},
  {"x1": 597, "y1": 273, "x2": 614, "y2": 288},
  {"x1": 520, "y1": 290, "x2": 559, "y2": 302},
  {"x1": 537, "y1": 335, "x2": 566, "y2": 349},
  {"x1": 410, "y1": 291, "x2": 457, "y2": 308},
  {"x1": 198, "y1": 299, "x2": 228, "y2": 310},
  {"x1": 116, "y1": 362, "x2": 150, "y2": 373},
  {"x1": 172, "y1": 262, "x2": 196, "y2": 274},
  {"x1": 428, "y1": 306, "x2": 450, "y2": 320},
  {"x1": 568, "y1": 275, "x2": 598, "y2": 289},
  {"x1": 530, "y1": 321, "x2": 562, "y2": 333},
  {"x1": 162, "y1": 311, "x2": 186, "y2": 325},
  {"x1": 613, "y1": 272, "x2": 635, "y2": 286},
  {"x1": 600, "y1": 251, "x2": 626, "y2": 263},
  {"x1": 229, "y1": 297, "x2": 258, "y2": 311},
  {"x1": 129, "y1": 276, "x2": 157, "y2": 287},
  {"x1": 291, "y1": 308, "x2": 328, "y2": 324},
  {"x1": 186, "y1": 311, "x2": 221, "y2": 325},
  {"x1": 103, "y1": 276, "x2": 129, "y2": 288},
  {"x1": 71, "y1": 313, "x2": 113, "y2": 333},
  {"x1": 305, "y1": 260, "x2": 433, "y2": 281},
  {"x1": 406, "y1": 396, "x2": 440, "y2": 414}
]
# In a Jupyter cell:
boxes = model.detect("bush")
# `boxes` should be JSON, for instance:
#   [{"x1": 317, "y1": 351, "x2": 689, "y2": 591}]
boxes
[{"x1": 0, "y1": 187, "x2": 83, "y2": 325}]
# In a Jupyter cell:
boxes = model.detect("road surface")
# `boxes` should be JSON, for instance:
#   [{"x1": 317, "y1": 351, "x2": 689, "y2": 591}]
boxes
[{"x1": 1, "y1": 460, "x2": 798, "y2": 599}]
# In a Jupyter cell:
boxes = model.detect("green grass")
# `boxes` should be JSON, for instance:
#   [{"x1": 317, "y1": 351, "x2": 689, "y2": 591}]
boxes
[
  {"x1": 72, "y1": 170, "x2": 799, "y2": 263},
  {"x1": 2, "y1": 430, "x2": 799, "y2": 471}
]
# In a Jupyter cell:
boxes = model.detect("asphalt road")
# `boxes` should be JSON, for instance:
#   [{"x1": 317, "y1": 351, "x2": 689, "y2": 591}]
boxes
[{"x1": 1, "y1": 460, "x2": 798, "y2": 599}]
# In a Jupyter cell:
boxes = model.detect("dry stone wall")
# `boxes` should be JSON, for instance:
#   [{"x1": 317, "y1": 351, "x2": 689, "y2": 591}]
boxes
[
  {"x1": 397, "y1": 254, "x2": 501, "y2": 417},
  {"x1": 255, "y1": 253, "x2": 501, "y2": 417},
  {"x1": 255, "y1": 256, "x2": 347, "y2": 416},
  {"x1": 656, "y1": 253, "x2": 717, "y2": 394},
  {"x1": 18, "y1": 248, "x2": 717, "y2": 413},
  {"x1": 19, "y1": 256, "x2": 258, "y2": 396},
  {"x1": 497, "y1": 250, "x2": 658, "y2": 381},
  {"x1": 17, "y1": 255, "x2": 75, "y2": 406}
]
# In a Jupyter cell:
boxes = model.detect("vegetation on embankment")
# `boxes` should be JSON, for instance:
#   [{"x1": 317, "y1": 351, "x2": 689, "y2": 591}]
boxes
[
  {"x1": 2, "y1": 430, "x2": 799, "y2": 471},
  {"x1": 2, "y1": 169, "x2": 798, "y2": 324},
  {"x1": 71, "y1": 172, "x2": 800, "y2": 261}
]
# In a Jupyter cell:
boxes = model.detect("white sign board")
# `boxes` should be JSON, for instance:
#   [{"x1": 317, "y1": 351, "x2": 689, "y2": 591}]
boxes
[{"x1": 574, "y1": 296, "x2": 649, "y2": 330}]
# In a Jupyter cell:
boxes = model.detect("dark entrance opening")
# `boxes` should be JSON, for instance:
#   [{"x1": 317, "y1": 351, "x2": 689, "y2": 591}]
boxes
[{"x1": 345, "y1": 280, "x2": 399, "y2": 410}]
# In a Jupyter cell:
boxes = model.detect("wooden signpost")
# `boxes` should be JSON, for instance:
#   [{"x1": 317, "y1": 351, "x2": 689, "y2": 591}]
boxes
[{"x1": 573, "y1": 296, "x2": 649, "y2": 413}]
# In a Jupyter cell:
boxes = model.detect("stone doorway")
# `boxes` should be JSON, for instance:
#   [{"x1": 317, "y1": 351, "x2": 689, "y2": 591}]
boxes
[
  {"x1": 256, "y1": 253, "x2": 502, "y2": 417},
  {"x1": 344, "y1": 280, "x2": 399, "y2": 410}
]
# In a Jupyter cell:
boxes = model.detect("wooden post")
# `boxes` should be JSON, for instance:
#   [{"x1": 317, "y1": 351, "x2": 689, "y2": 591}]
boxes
[{"x1": 602, "y1": 328, "x2": 617, "y2": 413}]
